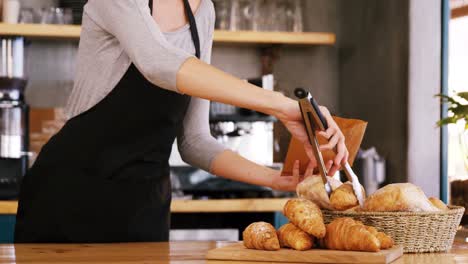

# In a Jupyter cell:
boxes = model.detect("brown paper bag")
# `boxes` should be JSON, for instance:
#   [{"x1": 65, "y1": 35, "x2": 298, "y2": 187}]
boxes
[{"x1": 281, "y1": 116, "x2": 367, "y2": 175}]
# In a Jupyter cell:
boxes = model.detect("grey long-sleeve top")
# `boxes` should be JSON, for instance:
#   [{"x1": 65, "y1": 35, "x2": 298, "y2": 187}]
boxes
[{"x1": 65, "y1": 0, "x2": 226, "y2": 172}]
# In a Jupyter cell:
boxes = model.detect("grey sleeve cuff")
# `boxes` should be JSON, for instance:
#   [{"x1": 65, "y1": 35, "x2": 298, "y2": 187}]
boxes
[{"x1": 177, "y1": 133, "x2": 227, "y2": 172}]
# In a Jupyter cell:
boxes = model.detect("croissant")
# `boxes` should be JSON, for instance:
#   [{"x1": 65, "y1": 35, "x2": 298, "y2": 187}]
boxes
[
  {"x1": 364, "y1": 226, "x2": 394, "y2": 249},
  {"x1": 277, "y1": 223, "x2": 314, "y2": 251},
  {"x1": 324, "y1": 218, "x2": 381, "y2": 252},
  {"x1": 363, "y1": 183, "x2": 440, "y2": 212},
  {"x1": 283, "y1": 198, "x2": 326, "y2": 238},
  {"x1": 296, "y1": 175, "x2": 343, "y2": 210},
  {"x1": 243, "y1": 222, "x2": 280, "y2": 251},
  {"x1": 330, "y1": 182, "x2": 365, "y2": 211},
  {"x1": 429, "y1": 197, "x2": 449, "y2": 211}
]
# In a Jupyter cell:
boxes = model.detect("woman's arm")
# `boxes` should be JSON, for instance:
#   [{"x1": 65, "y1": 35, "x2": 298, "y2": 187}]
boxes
[
  {"x1": 210, "y1": 151, "x2": 335, "y2": 192},
  {"x1": 177, "y1": 59, "x2": 349, "y2": 172},
  {"x1": 210, "y1": 150, "x2": 293, "y2": 191}
]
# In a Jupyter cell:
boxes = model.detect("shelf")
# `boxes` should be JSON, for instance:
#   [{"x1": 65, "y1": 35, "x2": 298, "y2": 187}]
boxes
[
  {"x1": 0, "y1": 23, "x2": 336, "y2": 45},
  {"x1": 0, "y1": 198, "x2": 289, "y2": 214},
  {"x1": 0, "y1": 23, "x2": 81, "y2": 39},
  {"x1": 214, "y1": 30, "x2": 335, "y2": 45}
]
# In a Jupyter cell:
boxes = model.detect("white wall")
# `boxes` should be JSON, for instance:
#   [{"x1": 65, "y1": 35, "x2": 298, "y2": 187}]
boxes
[{"x1": 407, "y1": 0, "x2": 441, "y2": 197}]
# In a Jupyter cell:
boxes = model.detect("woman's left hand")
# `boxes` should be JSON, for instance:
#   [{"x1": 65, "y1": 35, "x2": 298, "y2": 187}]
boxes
[{"x1": 270, "y1": 160, "x2": 333, "y2": 192}]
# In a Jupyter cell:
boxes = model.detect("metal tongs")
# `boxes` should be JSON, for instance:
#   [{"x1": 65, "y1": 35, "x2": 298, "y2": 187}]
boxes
[{"x1": 294, "y1": 88, "x2": 365, "y2": 207}]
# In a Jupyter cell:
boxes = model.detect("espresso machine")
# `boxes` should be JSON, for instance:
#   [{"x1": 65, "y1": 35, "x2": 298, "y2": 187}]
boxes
[{"x1": 0, "y1": 37, "x2": 29, "y2": 199}]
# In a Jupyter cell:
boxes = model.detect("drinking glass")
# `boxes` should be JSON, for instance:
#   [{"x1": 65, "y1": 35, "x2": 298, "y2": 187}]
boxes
[
  {"x1": 253, "y1": 0, "x2": 273, "y2": 31},
  {"x1": 18, "y1": 8, "x2": 34, "y2": 24},
  {"x1": 273, "y1": 0, "x2": 289, "y2": 31},
  {"x1": 230, "y1": 0, "x2": 254, "y2": 31},
  {"x1": 41, "y1": 7, "x2": 65, "y2": 24},
  {"x1": 291, "y1": 0, "x2": 303, "y2": 32},
  {"x1": 63, "y1": 8, "x2": 73, "y2": 24},
  {"x1": 213, "y1": 0, "x2": 231, "y2": 30}
]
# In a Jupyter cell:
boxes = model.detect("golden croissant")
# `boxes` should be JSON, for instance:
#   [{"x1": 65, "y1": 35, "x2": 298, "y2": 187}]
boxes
[
  {"x1": 277, "y1": 223, "x2": 314, "y2": 251},
  {"x1": 283, "y1": 198, "x2": 326, "y2": 238},
  {"x1": 243, "y1": 222, "x2": 280, "y2": 251},
  {"x1": 324, "y1": 218, "x2": 381, "y2": 252},
  {"x1": 364, "y1": 226, "x2": 394, "y2": 249},
  {"x1": 330, "y1": 182, "x2": 365, "y2": 211}
]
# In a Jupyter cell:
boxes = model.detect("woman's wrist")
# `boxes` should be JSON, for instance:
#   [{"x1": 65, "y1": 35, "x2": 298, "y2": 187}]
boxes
[
  {"x1": 267, "y1": 168, "x2": 281, "y2": 190},
  {"x1": 265, "y1": 92, "x2": 297, "y2": 120}
]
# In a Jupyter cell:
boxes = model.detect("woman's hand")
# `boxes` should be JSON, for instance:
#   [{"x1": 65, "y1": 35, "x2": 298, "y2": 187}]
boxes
[
  {"x1": 270, "y1": 160, "x2": 333, "y2": 192},
  {"x1": 316, "y1": 106, "x2": 349, "y2": 175},
  {"x1": 275, "y1": 98, "x2": 348, "y2": 176}
]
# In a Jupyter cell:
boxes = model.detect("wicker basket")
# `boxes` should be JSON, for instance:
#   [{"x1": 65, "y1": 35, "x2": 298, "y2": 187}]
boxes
[{"x1": 322, "y1": 206, "x2": 465, "y2": 253}]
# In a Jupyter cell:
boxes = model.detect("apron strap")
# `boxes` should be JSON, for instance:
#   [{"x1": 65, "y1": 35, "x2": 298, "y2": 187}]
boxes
[
  {"x1": 149, "y1": 0, "x2": 201, "y2": 59},
  {"x1": 182, "y1": 0, "x2": 201, "y2": 59}
]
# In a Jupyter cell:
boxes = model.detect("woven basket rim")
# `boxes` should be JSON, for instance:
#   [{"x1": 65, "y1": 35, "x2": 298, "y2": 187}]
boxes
[{"x1": 322, "y1": 205, "x2": 465, "y2": 216}]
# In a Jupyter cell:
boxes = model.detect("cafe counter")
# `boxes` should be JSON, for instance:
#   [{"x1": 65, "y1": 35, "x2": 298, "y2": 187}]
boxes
[{"x1": 0, "y1": 241, "x2": 468, "y2": 263}]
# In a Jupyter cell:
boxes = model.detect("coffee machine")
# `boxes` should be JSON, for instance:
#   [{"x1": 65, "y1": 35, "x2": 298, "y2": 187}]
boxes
[{"x1": 0, "y1": 37, "x2": 29, "y2": 199}]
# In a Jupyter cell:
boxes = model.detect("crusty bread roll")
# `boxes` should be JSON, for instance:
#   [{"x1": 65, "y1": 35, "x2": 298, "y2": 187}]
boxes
[
  {"x1": 283, "y1": 198, "x2": 326, "y2": 238},
  {"x1": 277, "y1": 223, "x2": 314, "y2": 251},
  {"x1": 363, "y1": 183, "x2": 440, "y2": 212},
  {"x1": 330, "y1": 182, "x2": 365, "y2": 211},
  {"x1": 296, "y1": 175, "x2": 343, "y2": 210},
  {"x1": 429, "y1": 197, "x2": 449, "y2": 211},
  {"x1": 243, "y1": 222, "x2": 280, "y2": 251}
]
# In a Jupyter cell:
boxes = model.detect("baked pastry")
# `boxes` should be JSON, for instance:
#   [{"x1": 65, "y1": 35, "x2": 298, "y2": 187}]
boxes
[
  {"x1": 296, "y1": 175, "x2": 343, "y2": 210},
  {"x1": 277, "y1": 223, "x2": 314, "y2": 251},
  {"x1": 324, "y1": 217, "x2": 381, "y2": 252},
  {"x1": 343, "y1": 205, "x2": 362, "y2": 212},
  {"x1": 429, "y1": 197, "x2": 449, "y2": 211},
  {"x1": 243, "y1": 222, "x2": 280, "y2": 251},
  {"x1": 363, "y1": 183, "x2": 440, "y2": 212},
  {"x1": 283, "y1": 198, "x2": 326, "y2": 238},
  {"x1": 330, "y1": 182, "x2": 365, "y2": 211},
  {"x1": 364, "y1": 226, "x2": 394, "y2": 249}
]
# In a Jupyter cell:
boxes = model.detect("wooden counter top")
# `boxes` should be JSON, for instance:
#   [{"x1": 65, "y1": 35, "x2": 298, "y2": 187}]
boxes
[
  {"x1": 0, "y1": 241, "x2": 467, "y2": 263},
  {"x1": 0, "y1": 198, "x2": 289, "y2": 215}
]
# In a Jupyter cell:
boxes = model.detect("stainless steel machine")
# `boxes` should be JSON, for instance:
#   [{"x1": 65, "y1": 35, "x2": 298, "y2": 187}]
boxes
[{"x1": 0, "y1": 37, "x2": 29, "y2": 199}]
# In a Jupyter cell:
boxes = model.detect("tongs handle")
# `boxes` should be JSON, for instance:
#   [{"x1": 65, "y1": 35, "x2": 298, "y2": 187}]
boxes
[
  {"x1": 295, "y1": 88, "x2": 331, "y2": 194},
  {"x1": 294, "y1": 88, "x2": 328, "y2": 131}
]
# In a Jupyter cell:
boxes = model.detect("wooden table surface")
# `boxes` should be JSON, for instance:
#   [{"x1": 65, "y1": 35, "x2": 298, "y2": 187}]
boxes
[{"x1": 0, "y1": 241, "x2": 467, "y2": 264}]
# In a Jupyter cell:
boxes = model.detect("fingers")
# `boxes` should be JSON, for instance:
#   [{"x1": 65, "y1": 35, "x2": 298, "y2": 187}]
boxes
[
  {"x1": 304, "y1": 142, "x2": 315, "y2": 160},
  {"x1": 292, "y1": 160, "x2": 301, "y2": 184},
  {"x1": 326, "y1": 160, "x2": 333, "y2": 172},
  {"x1": 320, "y1": 132, "x2": 340, "y2": 151},
  {"x1": 328, "y1": 163, "x2": 340, "y2": 177},
  {"x1": 334, "y1": 139, "x2": 347, "y2": 165},
  {"x1": 318, "y1": 127, "x2": 335, "y2": 140},
  {"x1": 304, "y1": 161, "x2": 315, "y2": 178}
]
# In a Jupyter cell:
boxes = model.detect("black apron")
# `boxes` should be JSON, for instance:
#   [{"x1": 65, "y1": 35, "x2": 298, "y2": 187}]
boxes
[{"x1": 14, "y1": 0, "x2": 201, "y2": 243}]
